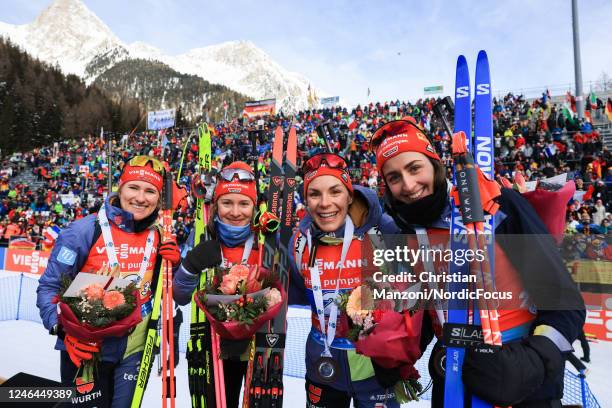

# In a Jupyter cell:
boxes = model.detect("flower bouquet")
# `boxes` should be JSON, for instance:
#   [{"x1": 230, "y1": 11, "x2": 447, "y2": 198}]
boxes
[
  {"x1": 54, "y1": 274, "x2": 142, "y2": 391},
  {"x1": 193, "y1": 264, "x2": 285, "y2": 340},
  {"x1": 339, "y1": 284, "x2": 424, "y2": 402}
]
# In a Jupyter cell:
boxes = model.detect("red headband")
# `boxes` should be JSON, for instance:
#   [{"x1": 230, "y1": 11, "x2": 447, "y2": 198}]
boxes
[
  {"x1": 214, "y1": 180, "x2": 257, "y2": 205},
  {"x1": 374, "y1": 120, "x2": 440, "y2": 175},
  {"x1": 119, "y1": 165, "x2": 163, "y2": 192},
  {"x1": 214, "y1": 162, "x2": 257, "y2": 205},
  {"x1": 304, "y1": 167, "x2": 353, "y2": 196}
]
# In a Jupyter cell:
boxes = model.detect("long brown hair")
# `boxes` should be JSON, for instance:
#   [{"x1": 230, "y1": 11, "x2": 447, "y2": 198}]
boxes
[
  {"x1": 431, "y1": 158, "x2": 448, "y2": 192},
  {"x1": 206, "y1": 202, "x2": 218, "y2": 238}
]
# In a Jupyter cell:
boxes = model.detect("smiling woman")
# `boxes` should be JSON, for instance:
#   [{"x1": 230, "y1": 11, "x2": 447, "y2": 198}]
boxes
[
  {"x1": 303, "y1": 153, "x2": 353, "y2": 233},
  {"x1": 371, "y1": 118, "x2": 586, "y2": 408},
  {"x1": 173, "y1": 160, "x2": 261, "y2": 408},
  {"x1": 35, "y1": 155, "x2": 183, "y2": 408},
  {"x1": 285, "y1": 152, "x2": 421, "y2": 408},
  {"x1": 117, "y1": 156, "x2": 165, "y2": 220},
  {"x1": 118, "y1": 181, "x2": 161, "y2": 221}
]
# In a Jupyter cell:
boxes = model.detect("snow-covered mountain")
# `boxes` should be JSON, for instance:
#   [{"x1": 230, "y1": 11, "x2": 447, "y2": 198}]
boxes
[
  {"x1": 164, "y1": 41, "x2": 312, "y2": 115},
  {"x1": 1, "y1": 0, "x2": 124, "y2": 78},
  {"x1": 0, "y1": 0, "x2": 314, "y2": 112}
]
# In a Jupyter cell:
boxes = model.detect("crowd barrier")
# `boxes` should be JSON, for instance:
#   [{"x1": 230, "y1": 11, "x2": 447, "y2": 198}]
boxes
[
  {"x1": 0, "y1": 273, "x2": 603, "y2": 405},
  {"x1": 2, "y1": 246, "x2": 610, "y2": 342}
]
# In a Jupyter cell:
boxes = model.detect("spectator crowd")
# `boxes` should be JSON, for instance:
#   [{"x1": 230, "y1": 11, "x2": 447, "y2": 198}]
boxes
[{"x1": 1, "y1": 93, "x2": 610, "y2": 259}]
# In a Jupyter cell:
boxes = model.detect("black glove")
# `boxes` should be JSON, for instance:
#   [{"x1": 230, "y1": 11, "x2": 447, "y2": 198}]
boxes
[
  {"x1": 462, "y1": 336, "x2": 564, "y2": 406},
  {"x1": 49, "y1": 324, "x2": 66, "y2": 340},
  {"x1": 372, "y1": 360, "x2": 401, "y2": 389},
  {"x1": 182, "y1": 239, "x2": 222, "y2": 275},
  {"x1": 219, "y1": 338, "x2": 251, "y2": 360}
]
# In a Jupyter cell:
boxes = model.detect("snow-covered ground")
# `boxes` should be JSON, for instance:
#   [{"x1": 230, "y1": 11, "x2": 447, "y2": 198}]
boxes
[
  {"x1": 0, "y1": 320, "x2": 428, "y2": 407},
  {"x1": 0, "y1": 319, "x2": 608, "y2": 407}
]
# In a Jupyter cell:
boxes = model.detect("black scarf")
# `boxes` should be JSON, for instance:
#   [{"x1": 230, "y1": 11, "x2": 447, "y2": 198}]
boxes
[{"x1": 384, "y1": 181, "x2": 448, "y2": 230}]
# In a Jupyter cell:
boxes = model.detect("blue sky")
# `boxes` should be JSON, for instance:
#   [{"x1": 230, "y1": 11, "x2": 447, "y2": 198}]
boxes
[{"x1": 4, "y1": 0, "x2": 612, "y2": 105}]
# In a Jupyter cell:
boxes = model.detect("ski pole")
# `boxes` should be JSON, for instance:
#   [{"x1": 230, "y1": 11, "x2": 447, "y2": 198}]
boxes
[
  {"x1": 451, "y1": 131, "x2": 502, "y2": 346},
  {"x1": 315, "y1": 121, "x2": 336, "y2": 154},
  {"x1": 161, "y1": 170, "x2": 176, "y2": 408},
  {"x1": 177, "y1": 129, "x2": 196, "y2": 181}
]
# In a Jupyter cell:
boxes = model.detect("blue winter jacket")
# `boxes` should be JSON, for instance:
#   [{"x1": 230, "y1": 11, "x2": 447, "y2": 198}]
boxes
[
  {"x1": 288, "y1": 185, "x2": 402, "y2": 393},
  {"x1": 36, "y1": 197, "x2": 161, "y2": 362}
]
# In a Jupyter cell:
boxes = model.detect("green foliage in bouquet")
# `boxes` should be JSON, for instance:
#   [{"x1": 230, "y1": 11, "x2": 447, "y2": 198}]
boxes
[
  {"x1": 209, "y1": 295, "x2": 270, "y2": 327},
  {"x1": 196, "y1": 264, "x2": 283, "y2": 327},
  {"x1": 395, "y1": 378, "x2": 424, "y2": 403},
  {"x1": 59, "y1": 275, "x2": 138, "y2": 328}
]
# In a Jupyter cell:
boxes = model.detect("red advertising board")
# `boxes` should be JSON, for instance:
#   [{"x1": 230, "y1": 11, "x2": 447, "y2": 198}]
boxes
[
  {"x1": 4, "y1": 248, "x2": 50, "y2": 275},
  {"x1": 582, "y1": 292, "x2": 612, "y2": 341},
  {"x1": 242, "y1": 99, "x2": 276, "y2": 118}
]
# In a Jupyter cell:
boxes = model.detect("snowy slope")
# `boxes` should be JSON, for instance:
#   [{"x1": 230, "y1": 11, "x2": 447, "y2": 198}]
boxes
[
  {"x1": 0, "y1": 320, "x2": 431, "y2": 408},
  {"x1": 0, "y1": 0, "x2": 315, "y2": 112},
  {"x1": 0, "y1": 319, "x2": 608, "y2": 407}
]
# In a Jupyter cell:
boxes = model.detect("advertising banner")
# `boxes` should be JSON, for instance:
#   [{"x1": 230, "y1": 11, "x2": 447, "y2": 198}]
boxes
[
  {"x1": 424, "y1": 85, "x2": 444, "y2": 95},
  {"x1": 4, "y1": 248, "x2": 50, "y2": 275},
  {"x1": 582, "y1": 292, "x2": 612, "y2": 341},
  {"x1": 242, "y1": 99, "x2": 276, "y2": 118},
  {"x1": 320, "y1": 96, "x2": 340, "y2": 107},
  {"x1": 147, "y1": 109, "x2": 176, "y2": 130}
]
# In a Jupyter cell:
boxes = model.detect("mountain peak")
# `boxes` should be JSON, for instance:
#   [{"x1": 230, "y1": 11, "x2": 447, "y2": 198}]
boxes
[
  {"x1": 32, "y1": 0, "x2": 117, "y2": 41},
  {"x1": 23, "y1": 0, "x2": 122, "y2": 76},
  {"x1": 1, "y1": 2, "x2": 314, "y2": 112}
]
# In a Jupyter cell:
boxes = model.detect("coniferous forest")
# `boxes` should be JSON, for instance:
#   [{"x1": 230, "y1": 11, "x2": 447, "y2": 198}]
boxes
[
  {"x1": 0, "y1": 38, "x2": 143, "y2": 155},
  {"x1": 0, "y1": 38, "x2": 249, "y2": 156}
]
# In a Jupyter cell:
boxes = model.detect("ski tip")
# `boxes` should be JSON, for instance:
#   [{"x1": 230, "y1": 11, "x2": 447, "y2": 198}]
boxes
[
  {"x1": 477, "y1": 50, "x2": 488, "y2": 60},
  {"x1": 456, "y1": 55, "x2": 467, "y2": 65}
]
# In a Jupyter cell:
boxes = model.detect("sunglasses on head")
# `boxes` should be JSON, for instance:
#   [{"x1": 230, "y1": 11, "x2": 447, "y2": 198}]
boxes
[
  {"x1": 369, "y1": 119, "x2": 426, "y2": 151},
  {"x1": 219, "y1": 168, "x2": 255, "y2": 182},
  {"x1": 302, "y1": 153, "x2": 348, "y2": 174},
  {"x1": 127, "y1": 156, "x2": 166, "y2": 174}
]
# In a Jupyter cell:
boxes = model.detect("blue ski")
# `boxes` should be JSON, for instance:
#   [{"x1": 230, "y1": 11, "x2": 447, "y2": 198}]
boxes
[
  {"x1": 444, "y1": 54, "x2": 472, "y2": 408},
  {"x1": 471, "y1": 50, "x2": 496, "y2": 408}
]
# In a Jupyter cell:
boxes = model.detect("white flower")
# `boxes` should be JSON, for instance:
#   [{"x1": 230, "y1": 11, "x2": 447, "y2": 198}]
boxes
[{"x1": 265, "y1": 288, "x2": 282, "y2": 308}]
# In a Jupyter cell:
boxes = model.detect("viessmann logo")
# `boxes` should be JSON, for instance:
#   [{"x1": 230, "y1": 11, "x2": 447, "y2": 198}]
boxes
[
  {"x1": 95, "y1": 244, "x2": 156, "y2": 259},
  {"x1": 305, "y1": 170, "x2": 318, "y2": 180}
]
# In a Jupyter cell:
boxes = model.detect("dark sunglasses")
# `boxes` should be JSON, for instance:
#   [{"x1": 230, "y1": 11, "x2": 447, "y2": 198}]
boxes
[{"x1": 302, "y1": 153, "x2": 348, "y2": 174}]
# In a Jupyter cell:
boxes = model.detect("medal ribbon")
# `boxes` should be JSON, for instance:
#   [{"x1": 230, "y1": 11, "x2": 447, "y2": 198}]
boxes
[
  {"x1": 98, "y1": 206, "x2": 155, "y2": 285},
  {"x1": 220, "y1": 233, "x2": 255, "y2": 267},
  {"x1": 308, "y1": 217, "x2": 354, "y2": 357}
]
